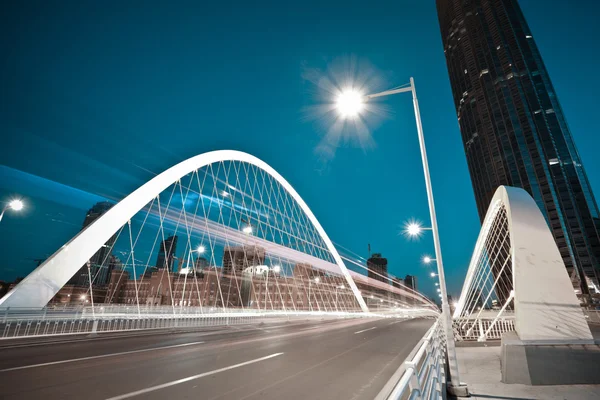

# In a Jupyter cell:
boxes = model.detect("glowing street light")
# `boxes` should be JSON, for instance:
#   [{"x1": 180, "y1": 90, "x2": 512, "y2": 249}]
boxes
[
  {"x1": 314, "y1": 277, "x2": 320, "y2": 284},
  {"x1": 242, "y1": 226, "x2": 253, "y2": 234},
  {"x1": 197, "y1": 245, "x2": 206, "y2": 254},
  {"x1": 0, "y1": 199, "x2": 25, "y2": 223},
  {"x1": 332, "y1": 77, "x2": 465, "y2": 393},
  {"x1": 437, "y1": 288, "x2": 441, "y2": 293},
  {"x1": 430, "y1": 272, "x2": 438, "y2": 278},
  {"x1": 422, "y1": 255, "x2": 435, "y2": 264},
  {"x1": 273, "y1": 265, "x2": 281, "y2": 274},
  {"x1": 336, "y1": 89, "x2": 365, "y2": 119},
  {"x1": 8, "y1": 200, "x2": 23, "y2": 211}
]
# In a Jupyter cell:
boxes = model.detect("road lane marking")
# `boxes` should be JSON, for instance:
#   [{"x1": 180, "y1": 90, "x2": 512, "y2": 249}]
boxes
[
  {"x1": 354, "y1": 327, "x2": 377, "y2": 334},
  {"x1": 0, "y1": 341, "x2": 205, "y2": 372},
  {"x1": 105, "y1": 352, "x2": 285, "y2": 400},
  {"x1": 389, "y1": 320, "x2": 402, "y2": 325}
]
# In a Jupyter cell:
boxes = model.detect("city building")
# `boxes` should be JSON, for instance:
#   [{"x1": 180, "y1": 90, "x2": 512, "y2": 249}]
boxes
[
  {"x1": 404, "y1": 275, "x2": 417, "y2": 291},
  {"x1": 390, "y1": 276, "x2": 403, "y2": 289},
  {"x1": 68, "y1": 201, "x2": 117, "y2": 287},
  {"x1": 436, "y1": 0, "x2": 600, "y2": 293},
  {"x1": 367, "y1": 253, "x2": 388, "y2": 283},
  {"x1": 222, "y1": 245, "x2": 265, "y2": 277},
  {"x1": 156, "y1": 235, "x2": 178, "y2": 272}
]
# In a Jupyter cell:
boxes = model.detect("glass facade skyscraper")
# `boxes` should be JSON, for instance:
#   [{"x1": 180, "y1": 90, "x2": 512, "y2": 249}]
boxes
[{"x1": 436, "y1": 0, "x2": 600, "y2": 293}]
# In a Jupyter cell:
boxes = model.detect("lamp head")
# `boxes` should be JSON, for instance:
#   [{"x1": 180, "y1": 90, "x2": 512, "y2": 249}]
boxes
[
  {"x1": 8, "y1": 199, "x2": 24, "y2": 211},
  {"x1": 336, "y1": 89, "x2": 365, "y2": 119}
]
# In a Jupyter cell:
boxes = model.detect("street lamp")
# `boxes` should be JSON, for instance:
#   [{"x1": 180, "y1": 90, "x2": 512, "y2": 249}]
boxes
[
  {"x1": 422, "y1": 255, "x2": 436, "y2": 264},
  {"x1": 333, "y1": 77, "x2": 465, "y2": 394},
  {"x1": 197, "y1": 245, "x2": 206, "y2": 254},
  {"x1": 404, "y1": 222, "x2": 432, "y2": 238},
  {"x1": 273, "y1": 265, "x2": 281, "y2": 274},
  {"x1": 430, "y1": 272, "x2": 438, "y2": 277},
  {"x1": 0, "y1": 199, "x2": 24, "y2": 223},
  {"x1": 336, "y1": 89, "x2": 365, "y2": 119},
  {"x1": 242, "y1": 226, "x2": 253, "y2": 234}
]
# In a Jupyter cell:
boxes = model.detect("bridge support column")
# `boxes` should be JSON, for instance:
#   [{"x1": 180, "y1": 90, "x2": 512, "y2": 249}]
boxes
[{"x1": 501, "y1": 331, "x2": 600, "y2": 385}]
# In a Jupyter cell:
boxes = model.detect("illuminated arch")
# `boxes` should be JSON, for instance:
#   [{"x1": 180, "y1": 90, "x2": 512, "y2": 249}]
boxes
[
  {"x1": 454, "y1": 186, "x2": 592, "y2": 341},
  {"x1": 0, "y1": 150, "x2": 369, "y2": 311}
]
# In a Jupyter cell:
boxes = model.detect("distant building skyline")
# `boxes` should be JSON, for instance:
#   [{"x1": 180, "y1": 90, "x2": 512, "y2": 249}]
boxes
[
  {"x1": 367, "y1": 253, "x2": 388, "y2": 283},
  {"x1": 404, "y1": 275, "x2": 417, "y2": 292},
  {"x1": 437, "y1": 0, "x2": 600, "y2": 292},
  {"x1": 156, "y1": 235, "x2": 178, "y2": 272},
  {"x1": 68, "y1": 201, "x2": 116, "y2": 287}
]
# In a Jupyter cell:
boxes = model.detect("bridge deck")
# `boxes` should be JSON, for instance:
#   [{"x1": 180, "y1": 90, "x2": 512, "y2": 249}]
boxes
[
  {"x1": 0, "y1": 317, "x2": 432, "y2": 400},
  {"x1": 454, "y1": 324, "x2": 600, "y2": 399}
]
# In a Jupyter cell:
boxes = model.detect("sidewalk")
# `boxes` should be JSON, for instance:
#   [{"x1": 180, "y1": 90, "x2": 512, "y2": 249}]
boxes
[{"x1": 455, "y1": 344, "x2": 600, "y2": 399}]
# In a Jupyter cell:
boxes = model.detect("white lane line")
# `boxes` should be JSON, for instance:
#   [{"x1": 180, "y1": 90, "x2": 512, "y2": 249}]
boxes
[
  {"x1": 388, "y1": 321, "x2": 402, "y2": 325},
  {"x1": 105, "y1": 352, "x2": 285, "y2": 400},
  {"x1": 0, "y1": 341, "x2": 205, "y2": 372},
  {"x1": 354, "y1": 327, "x2": 377, "y2": 334}
]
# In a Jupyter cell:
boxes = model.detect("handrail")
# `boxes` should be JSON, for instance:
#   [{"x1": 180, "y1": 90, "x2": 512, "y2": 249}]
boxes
[{"x1": 375, "y1": 317, "x2": 446, "y2": 400}]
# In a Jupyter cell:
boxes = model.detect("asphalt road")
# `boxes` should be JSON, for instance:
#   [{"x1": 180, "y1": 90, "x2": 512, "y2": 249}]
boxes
[{"x1": 0, "y1": 317, "x2": 433, "y2": 400}]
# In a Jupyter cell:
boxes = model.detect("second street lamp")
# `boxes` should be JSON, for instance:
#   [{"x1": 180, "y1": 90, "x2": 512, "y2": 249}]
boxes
[
  {"x1": 334, "y1": 78, "x2": 466, "y2": 394},
  {"x1": 0, "y1": 199, "x2": 25, "y2": 224}
]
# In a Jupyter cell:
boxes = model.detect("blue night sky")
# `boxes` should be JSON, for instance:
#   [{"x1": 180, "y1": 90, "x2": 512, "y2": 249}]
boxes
[{"x1": 1, "y1": 1, "x2": 599, "y2": 300}]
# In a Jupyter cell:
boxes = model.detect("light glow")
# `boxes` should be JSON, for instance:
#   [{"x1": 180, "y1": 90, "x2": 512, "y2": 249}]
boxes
[
  {"x1": 430, "y1": 272, "x2": 436, "y2": 277},
  {"x1": 273, "y1": 265, "x2": 281, "y2": 274},
  {"x1": 336, "y1": 89, "x2": 365, "y2": 118},
  {"x1": 197, "y1": 245, "x2": 206, "y2": 254},
  {"x1": 423, "y1": 256, "x2": 433, "y2": 264},
  {"x1": 242, "y1": 226, "x2": 253, "y2": 234},
  {"x1": 406, "y1": 223, "x2": 422, "y2": 237},
  {"x1": 8, "y1": 199, "x2": 24, "y2": 211}
]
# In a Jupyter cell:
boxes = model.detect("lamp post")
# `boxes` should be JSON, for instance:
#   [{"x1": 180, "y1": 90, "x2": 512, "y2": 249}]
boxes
[
  {"x1": 0, "y1": 199, "x2": 24, "y2": 223},
  {"x1": 335, "y1": 78, "x2": 466, "y2": 395}
]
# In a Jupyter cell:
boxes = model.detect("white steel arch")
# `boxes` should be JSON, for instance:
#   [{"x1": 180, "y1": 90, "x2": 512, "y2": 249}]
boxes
[
  {"x1": 0, "y1": 150, "x2": 369, "y2": 311},
  {"x1": 454, "y1": 186, "x2": 592, "y2": 341}
]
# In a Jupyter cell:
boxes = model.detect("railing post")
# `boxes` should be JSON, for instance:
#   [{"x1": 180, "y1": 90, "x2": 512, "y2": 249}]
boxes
[{"x1": 404, "y1": 361, "x2": 422, "y2": 399}]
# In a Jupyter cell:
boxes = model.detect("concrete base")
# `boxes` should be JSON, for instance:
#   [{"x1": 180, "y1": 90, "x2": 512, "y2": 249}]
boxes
[{"x1": 501, "y1": 331, "x2": 600, "y2": 385}]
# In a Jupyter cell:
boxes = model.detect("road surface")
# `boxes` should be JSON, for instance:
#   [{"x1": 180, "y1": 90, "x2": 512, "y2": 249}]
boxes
[{"x1": 0, "y1": 317, "x2": 433, "y2": 399}]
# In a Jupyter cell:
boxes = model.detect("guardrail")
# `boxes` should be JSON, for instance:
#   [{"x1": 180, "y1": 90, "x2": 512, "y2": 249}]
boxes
[
  {"x1": 0, "y1": 305, "x2": 436, "y2": 340},
  {"x1": 453, "y1": 317, "x2": 515, "y2": 341},
  {"x1": 376, "y1": 318, "x2": 446, "y2": 400}
]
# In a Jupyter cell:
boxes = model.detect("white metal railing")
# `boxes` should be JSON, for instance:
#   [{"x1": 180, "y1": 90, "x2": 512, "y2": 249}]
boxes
[
  {"x1": 0, "y1": 307, "x2": 356, "y2": 340},
  {"x1": 0, "y1": 305, "x2": 435, "y2": 340},
  {"x1": 376, "y1": 318, "x2": 446, "y2": 400},
  {"x1": 453, "y1": 316, "x2": 515, "y2": 341}
]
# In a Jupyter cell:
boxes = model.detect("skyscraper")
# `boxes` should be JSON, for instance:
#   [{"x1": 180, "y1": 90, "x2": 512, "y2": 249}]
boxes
[
  {"x1": 404, "y1": 275, "x2": 418, "y2": 291},
  {"x1": 222, "y1": 245, "x2": 265, "y2": 276},
  {"x1": 69, "y1": 201, "x2": 116, "y2": 287},
  {"x1": 436, "y1": 0, "x2": 600, "y2": 293},
  {"x1": 367, "y1": 253, "x2": 388, "y2": 283},
  {"x1": 156, "y1": 235, "x2": 178, "y2": 272}
]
